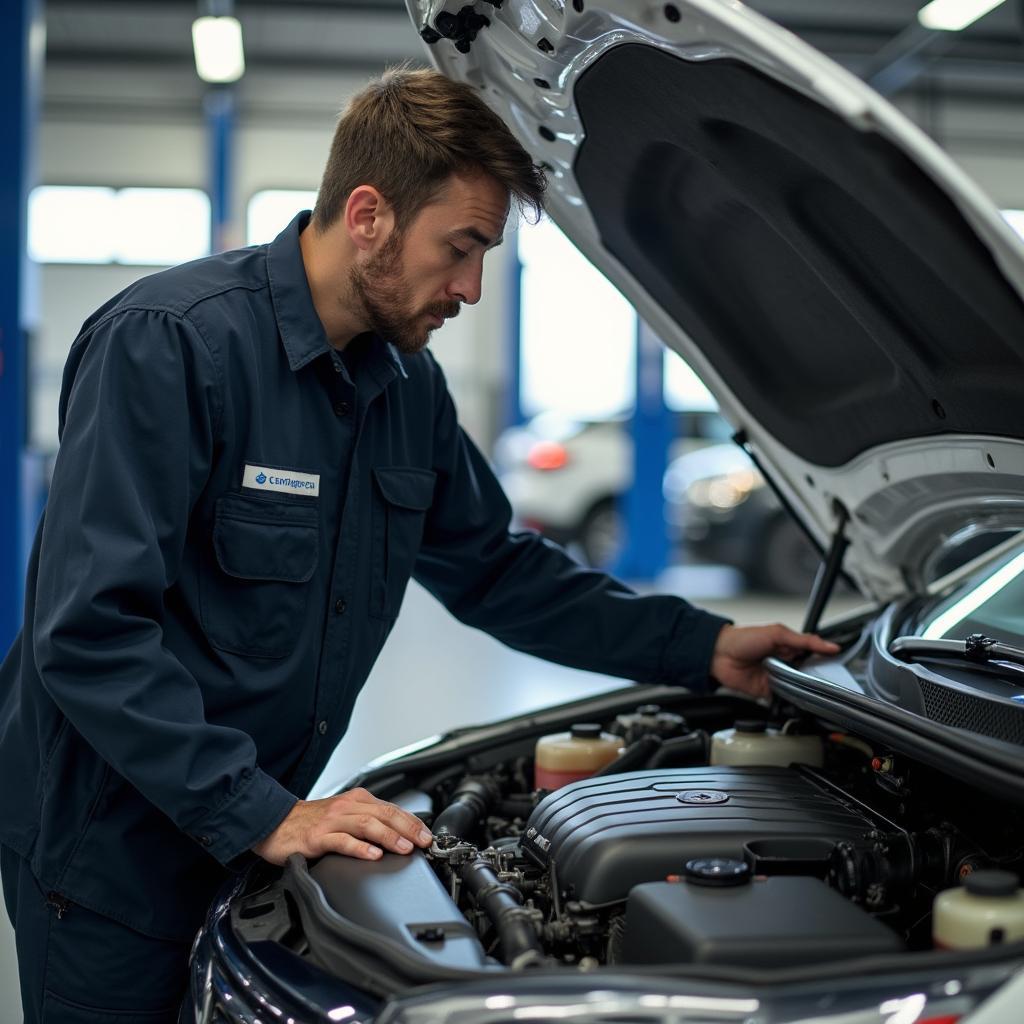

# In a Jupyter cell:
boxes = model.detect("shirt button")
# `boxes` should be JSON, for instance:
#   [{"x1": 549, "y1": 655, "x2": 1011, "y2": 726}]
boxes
[
  {"x1": 318, "y1": 720, "x2": 328, "y2": 735},
  {"x1": 334, "y1": 401, "x2": 350, "y2": 417},
  {"x1": 197, "y1": 834, "x2": 211, "y2": 847},
  {"x1": 334, "y1": 598, "x2": 347, "y2": 615}
]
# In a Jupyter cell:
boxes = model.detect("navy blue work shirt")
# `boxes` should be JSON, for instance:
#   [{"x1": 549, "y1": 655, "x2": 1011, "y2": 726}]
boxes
[{"x1": 0, "y1": 212, "x2": 729, "y2": 942}]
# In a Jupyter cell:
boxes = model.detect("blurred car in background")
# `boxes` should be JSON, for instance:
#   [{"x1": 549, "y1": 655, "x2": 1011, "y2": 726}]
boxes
[
  {"x1": 663, "y1": 443, "x2": 819, "y2": 595},
  {"x1": 495, "y1": 410, "x2": 733, "y2": 566}
]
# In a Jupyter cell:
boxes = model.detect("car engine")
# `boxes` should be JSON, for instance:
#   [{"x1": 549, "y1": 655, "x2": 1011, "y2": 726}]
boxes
[{"x1": 279, "y1": 697, "x2": 1023, "y2": 984}]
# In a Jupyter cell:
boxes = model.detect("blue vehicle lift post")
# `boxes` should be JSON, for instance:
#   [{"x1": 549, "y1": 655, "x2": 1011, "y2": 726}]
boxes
[
  {"x1": 610, "y1": 319, "x2": 674, "y2": 581},
  {"x1": 205, "y1": 85, "x2": 236, "y2": 254},
  {"x1": 504, "y1": 243, "x2": 526, "y2": 430},
  {"x1": 0, "y1": 0, "x2": 44, "y2": 653}
]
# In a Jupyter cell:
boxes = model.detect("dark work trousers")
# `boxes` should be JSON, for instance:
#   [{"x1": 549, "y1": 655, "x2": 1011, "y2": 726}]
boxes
[{"x1": 1, "y1": 846, "x2": 192, "y2": 1023}]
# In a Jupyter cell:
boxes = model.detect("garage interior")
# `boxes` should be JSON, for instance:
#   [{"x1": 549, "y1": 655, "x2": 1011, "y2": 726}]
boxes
[{"x1": 1, "y1": 1, "x2": 1023, "y2": 1016}]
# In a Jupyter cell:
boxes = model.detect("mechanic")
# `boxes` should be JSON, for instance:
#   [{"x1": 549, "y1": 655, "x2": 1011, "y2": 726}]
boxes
[{"x1": 0, "y1": 67, "x2": 838, "y2": 1022}]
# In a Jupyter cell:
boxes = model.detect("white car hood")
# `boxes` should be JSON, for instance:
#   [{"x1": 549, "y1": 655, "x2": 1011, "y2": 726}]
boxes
[{"x1": 409, "y1": 0, "x2": 1024, "y2": 602}]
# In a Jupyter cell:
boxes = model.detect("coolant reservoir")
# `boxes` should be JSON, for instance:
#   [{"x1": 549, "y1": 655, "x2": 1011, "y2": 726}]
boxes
[
  {"x1": 710, "y1": 720, "x2": 824, "y2": 768},
  {"x1": 933, "y1": 870, "x2": 1024, "y2": 949},
  {"x1": 535, "y1": 723, "x2": 623, "y2": 791}
]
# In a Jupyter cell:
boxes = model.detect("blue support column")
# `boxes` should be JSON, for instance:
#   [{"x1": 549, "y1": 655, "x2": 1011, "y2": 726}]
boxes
[
  {"x1": 204, "y1": 86, "x2": 236, "y2": 253},
  {"x1": 610, "y1": 319, "x2": 673, "y2": 581},
  {"x1": 0, "y1": 0, "x2": 43, "y2": 652},
  {"x1": 504, "y1": 243, "x2": 525, "y2": 429}
]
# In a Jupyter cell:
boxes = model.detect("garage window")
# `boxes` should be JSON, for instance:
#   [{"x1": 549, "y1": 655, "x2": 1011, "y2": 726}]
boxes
[
  {"x1": 29, "y1": 186, "x2": 211, "y2": 266},
  {"x1": 518, "y1": 216, "x2": 636, "y2": 420},
  {"x1": 518, "y1": 216, "x2": 716, "y2": 419},
  {"x1": 247, "y1": 189, "x2": 318, "y2": 245}
]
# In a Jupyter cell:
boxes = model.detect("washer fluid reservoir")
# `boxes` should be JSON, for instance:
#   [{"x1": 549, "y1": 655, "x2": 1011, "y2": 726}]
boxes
[
  {"x1": 933, "y1": 870, "x2": 1024, "y2": 949},
  {"x1": 710, "y1": 720, "x2": 824, "y2": 768},
  {"x1": 535, "y1": 723, "x2": 623, "y2": 791}
]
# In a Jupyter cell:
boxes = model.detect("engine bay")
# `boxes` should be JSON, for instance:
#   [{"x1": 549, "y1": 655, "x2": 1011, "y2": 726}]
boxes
[{"x1": 236, "y1": 691, "x2": 1024, "y2": 993}]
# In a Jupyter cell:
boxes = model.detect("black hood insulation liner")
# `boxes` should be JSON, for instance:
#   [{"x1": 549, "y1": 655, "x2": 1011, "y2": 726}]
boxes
[{"x1": 573, "y1": 46, "x2": 1024, "y2": 467}]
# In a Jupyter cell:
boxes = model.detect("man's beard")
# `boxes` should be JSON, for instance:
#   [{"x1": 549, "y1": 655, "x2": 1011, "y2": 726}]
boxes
[{"x1": 348, "y1": 232, "x2": 460, "y2": 355}]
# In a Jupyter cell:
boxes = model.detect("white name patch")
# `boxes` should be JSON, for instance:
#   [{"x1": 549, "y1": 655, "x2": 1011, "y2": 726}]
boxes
[{"x1": 242, "y1": 464, "x2": 320, "y2": 497}]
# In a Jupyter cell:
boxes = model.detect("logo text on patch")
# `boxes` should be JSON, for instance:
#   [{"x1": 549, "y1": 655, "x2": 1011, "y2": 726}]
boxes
[{"x1": 242, "y1": 464, "x2": 319, "y2": 497}]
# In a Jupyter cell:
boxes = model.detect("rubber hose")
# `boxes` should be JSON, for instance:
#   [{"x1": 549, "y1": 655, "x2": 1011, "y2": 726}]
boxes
[
  {"x1": 432, "y1": 777, "x2": 498, "y2": 843},
  {"x1": 591, "y1": 734, "x2": 663, "y2": 777},
  {"x1": 459, "y1": 857, "x2": 545, "y2": 968},
  {"x1": 646, "y1": 730, "x2": 709, "y2": 768}
]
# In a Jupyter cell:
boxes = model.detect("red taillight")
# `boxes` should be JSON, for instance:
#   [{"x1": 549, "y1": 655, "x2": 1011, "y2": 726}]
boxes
[{"x1": 527, "y1": 441, "x2": 569, "y2": 471}]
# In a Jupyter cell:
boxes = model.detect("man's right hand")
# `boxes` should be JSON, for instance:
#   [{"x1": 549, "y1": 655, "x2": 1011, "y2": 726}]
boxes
[{"x1": 252, "y1": 788, "x2": 434, "y2": 865}]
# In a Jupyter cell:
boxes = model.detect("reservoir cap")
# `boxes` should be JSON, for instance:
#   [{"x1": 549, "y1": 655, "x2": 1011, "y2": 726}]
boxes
[
  {"x1": 734, "y1": 720, "x2": 768, "y2": 734},
  {"x1": 570, "y1": 723, "x2": 602, "y2": 740},
  {"x1": 965, "y1": 870, "x2": 1020, "y2": 898}
]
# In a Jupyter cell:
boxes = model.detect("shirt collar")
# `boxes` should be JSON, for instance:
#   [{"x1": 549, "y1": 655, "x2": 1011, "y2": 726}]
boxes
[
  {"x1": 266, "y1": 210, "x2": 407, "y2": 381},
  {"x1": 386, "y1": 343, "x2": 408, "y2": 379},
  {"x1": 267, "y1": 211, "x2": 331, "y2": 372}
]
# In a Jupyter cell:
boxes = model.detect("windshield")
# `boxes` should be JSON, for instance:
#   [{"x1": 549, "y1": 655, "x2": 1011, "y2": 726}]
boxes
[{"x1": 920, "y1": 544, "x2": 1024, "y2": 646}]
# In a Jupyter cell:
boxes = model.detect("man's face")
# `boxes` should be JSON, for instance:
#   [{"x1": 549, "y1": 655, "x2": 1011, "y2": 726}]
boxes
[{"x1": 349, "y1": 172, "x2": 509, "y2": 355}]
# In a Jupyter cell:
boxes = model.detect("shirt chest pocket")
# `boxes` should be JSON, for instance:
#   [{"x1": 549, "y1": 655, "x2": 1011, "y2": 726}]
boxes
[
  {"x1": 370, "y1": 466, "x2": 436, "y2": 621},
  {"x1": 200, "y1": 494, "x2": 319, "y2": 658}
]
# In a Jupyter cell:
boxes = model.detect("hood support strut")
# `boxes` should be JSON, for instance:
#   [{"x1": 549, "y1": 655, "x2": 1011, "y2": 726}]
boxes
[{"x1": 803, "y1": 502, "x2": 851, "y2": 635}]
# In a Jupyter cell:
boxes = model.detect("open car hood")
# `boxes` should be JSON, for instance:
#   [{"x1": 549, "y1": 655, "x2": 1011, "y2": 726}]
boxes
[{"x1": 409, "y1": 0, "x2": 1024, "y2": 601}]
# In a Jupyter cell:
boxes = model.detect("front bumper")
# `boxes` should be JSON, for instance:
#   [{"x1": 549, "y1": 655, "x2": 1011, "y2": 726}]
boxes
[{"x1": 185, "y1": 875, "x2": 378, "y2": 1024}]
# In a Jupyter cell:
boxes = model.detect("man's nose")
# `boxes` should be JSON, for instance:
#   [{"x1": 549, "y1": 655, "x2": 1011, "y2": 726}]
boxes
[{"x1": 449, "y1": 263, "x2": 483, "y2": 306}]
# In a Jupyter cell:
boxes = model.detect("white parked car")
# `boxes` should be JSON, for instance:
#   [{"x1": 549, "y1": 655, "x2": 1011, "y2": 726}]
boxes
[{"x1": 495, "y1": 410, "x2": 733, "y2": 565}]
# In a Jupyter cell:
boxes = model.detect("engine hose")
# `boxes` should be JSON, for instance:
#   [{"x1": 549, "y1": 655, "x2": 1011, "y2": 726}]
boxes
[
  {"x1": 497, "y1": 795, "x2": 537, "y2": 818},
  {"x1": 591, "y1": 734, "x2": 663, "y2": 777},
  {"x1": 459, "y1": 857, "x2": 545, "y2": 969},
  {"x1": 432, "y1": 776, "x2": 499, "y2": 844},
  {"x1": 646, "y1": 730, "x2": 709, "y2": 768}
]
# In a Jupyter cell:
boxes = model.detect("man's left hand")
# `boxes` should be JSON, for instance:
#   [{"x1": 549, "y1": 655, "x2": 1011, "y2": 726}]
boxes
[{"x1": 709, "y1": 624, "x2": 840, "y2": 700}]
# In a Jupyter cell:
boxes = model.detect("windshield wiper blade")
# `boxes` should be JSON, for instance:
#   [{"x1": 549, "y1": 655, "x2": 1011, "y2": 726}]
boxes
[{"x1": 890, "y1": 633, "x2": 1024, "y2": 675}]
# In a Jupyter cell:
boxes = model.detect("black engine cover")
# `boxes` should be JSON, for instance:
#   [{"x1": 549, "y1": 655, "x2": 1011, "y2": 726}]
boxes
[{"x1": 523, "y1": 767, "x2": 873, "y2": 904}]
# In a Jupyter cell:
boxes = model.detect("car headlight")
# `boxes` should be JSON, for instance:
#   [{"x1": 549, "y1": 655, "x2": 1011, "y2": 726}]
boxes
[{"x1": 687, "y1": 468, "x2": 758, "y2": 510}]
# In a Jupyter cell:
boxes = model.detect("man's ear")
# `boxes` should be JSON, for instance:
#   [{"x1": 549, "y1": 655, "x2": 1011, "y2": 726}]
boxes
[{"x1": 345, "y1": 185, "x2": 394, "y2": 252}]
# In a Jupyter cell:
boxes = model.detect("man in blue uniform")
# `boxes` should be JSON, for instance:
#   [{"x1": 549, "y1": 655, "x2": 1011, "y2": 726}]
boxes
[{"x1": 0, "y1": 68, "x2": 837, "y2": 1021}]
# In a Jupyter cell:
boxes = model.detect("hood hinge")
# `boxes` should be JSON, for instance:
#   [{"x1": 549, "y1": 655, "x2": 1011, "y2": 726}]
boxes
[{"x1": 421, "y1": 3, "x2": 496, "y2": 53}]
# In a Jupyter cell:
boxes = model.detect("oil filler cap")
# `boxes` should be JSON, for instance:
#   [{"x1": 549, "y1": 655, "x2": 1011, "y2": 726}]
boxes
[
  {"x1": 676, "y1": 790, "x2": 729, "y2": 805},
  {"x1": 684, "y1": 857, "x2": 751, "y2": 887}
]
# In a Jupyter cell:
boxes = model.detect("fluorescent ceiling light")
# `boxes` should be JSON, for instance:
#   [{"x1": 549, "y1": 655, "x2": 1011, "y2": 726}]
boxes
[
  {"x1": 918, "y1": 0, "x2": 1007, "y2": 32},
  {"x1": 192, "y1": 15, "x2": 245, "y2": 83}
]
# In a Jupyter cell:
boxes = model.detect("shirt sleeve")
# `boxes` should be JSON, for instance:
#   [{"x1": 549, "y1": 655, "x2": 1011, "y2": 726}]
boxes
[
  {"x1": 32, "y1": 308, "x2": 296, "y2": 867},
  {"x1": 413, "y1": 355, "x2": 731, "y2": 693}
]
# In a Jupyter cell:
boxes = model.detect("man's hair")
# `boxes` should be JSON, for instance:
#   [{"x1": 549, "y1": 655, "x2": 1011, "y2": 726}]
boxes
[{"x1": 312, "y1": 66, "x2": 546, "y2": 233}]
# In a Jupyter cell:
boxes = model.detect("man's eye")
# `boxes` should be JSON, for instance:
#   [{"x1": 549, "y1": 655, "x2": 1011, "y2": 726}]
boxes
[{"x1": 449, "y1": 244, "x2": 468, "y2": 259}]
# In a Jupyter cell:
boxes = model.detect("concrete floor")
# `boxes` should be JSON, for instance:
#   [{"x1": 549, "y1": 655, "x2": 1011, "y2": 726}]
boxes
[{"x1": 0, "y1": 573, "x2": 861, "y2": 1021}]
